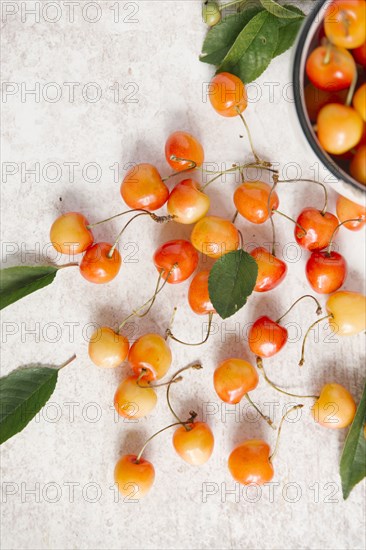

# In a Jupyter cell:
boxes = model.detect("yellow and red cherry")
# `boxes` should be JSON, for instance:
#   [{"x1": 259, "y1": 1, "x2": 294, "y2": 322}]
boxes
[
  {"x1": 324, "y1": 0, "x2": 366, "y2": 49},
  {"x1": 350, "y1": 144, "x2": 366, "y2": 184},
  {"x1": 191, "y1": 215, "x2": 239, "y2": 258},
  {"x1": 311, "y1": 383, "x2": 356, "y2": 429},
  {"x1": 306, "y1": 250, "x2": 347, "y2": 294},
  {"x1": 228, "y1": 440, "x2": 274, "y2": 485},
  {"x1": 317, "y1": 103, "x2": 363, "y2": 154},
  {"x1": 304, "y1": 83, "x2": 347, "y2": 122},
  {"x1": 188, "y1": 270, "x2": 216, "y2": 315},
  {"x1": 209, "y1": 72, "x2": 247, "y2": 117},
  {"x1": 305, "y1": 45, "x2": 356, "y2": 91},
  {"x1": 167, "y1": 179, "x2": 210, "y2": 224},
  {"x1": 233, "y1": 181, "x2": 279, "y2": 224},
  {"x1": 250, "y1": 247, "x2": 287, "y2": 292},
  {"x1": 120, "y1": 163, "x2": 169, "y2": 211},
  {"x1": 213, "y1": 358, "x2": 258, "y2": 404},
  {"x1": 326, "y1": 290, "x2": 366, "y2": 335},
  {"x1": 336, "y1": 195, "x2": 366, "y2": 230},
  {"x1": 114, "y1": 375, "x2": 157, "y2": 419},
  {"x1": 114, "y1": 454, "x2": 155, "y2": 500},
  {"x1": 172, "y1": 421, "x2": 214, "y2": 465},
  {"x1": 352, "y1": 40, "x2": 366, "y2": 66},
  {"x1": 79, "y1": 242, "x2": 121, "y2": 283},
  {"x1": 353, "y1": 83, "x2": 366, "y2": 121},
  {"x1": 88, "y1": 327, "x2": 129, "y2": 368},
  {"x1": 248, "y1": 316, "x2": 288, "y2": 358},
  {"x1": 294, "y1": 208, "x2": 339, "y2": 251},
  {"x1": 165, "y1": 131, "x2": 204, "y2": 172},
  {"x1": 153, "y1": 239, "x2": 199, "y2": 283},
  {"x1": 128, "y1": 333, "x2": 172, "y2": 381},
  {"x1": 50, "y1": 212, "x2": 93, "y2": 255}
]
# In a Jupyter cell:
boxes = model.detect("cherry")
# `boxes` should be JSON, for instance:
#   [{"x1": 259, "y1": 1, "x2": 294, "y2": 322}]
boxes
[
  {"x1": 88, "y1": 327, "x2": 129, "y2": 368},
  {"x1": 128, "y1": 333, "x2": 172, "y2": 381},
  {"x1": 153, "y1": 239, "x2": 199, "y2": 283},
  {"x1": 326, "y1": 290, "x2": 366, "y2": 335},
  {"x1": 79, "y1": 242, "x2": 121, "y2": 283},
  {"x1": 165, "y1": 131, "x2": 204, "y2": 172},
  {"x1": 248, "y1": 316, "x2": 288, "y2": 358},
  {"x1": 114, "y1": 375, "x2": 157, "y2": 419},
  {"x1": 294, "y1": 208, "x2": 339, "y2": 251},
  {"x1": 208, "y1": 72, "x2": 247, "y2": 117},
  {"x1": 167, "y1": 179, "x2": 210, "y2": 224},
  {"x1": 304, "y1": 83, "x2": 347, "y2": 122},
  {"x1": 336, "y1": 194, "x2": 366, "y2": 230},
  {"x1": 250, "y1": 247, "x2": 287, "y2": 292},
  {"x1": 353, "y1": 83, "x2": 366, "y2": 121},
  {"x1": 350, "y1": 144, "x2": 366, "y2": 184},
  {"x1": 352, "y1": 40, "x2": 366, "y2": 66},
  {"x1": 306, "y1": 251, "x2": 347, "y2": 293},
  {"x1": 234, "y1": 181, "x2": 279, "y2": 224},
  {"x1": 324, "y1": 0, "x2": 366, "y2": 49},
  {"x1": 191, "y1": 215, "x2": 239, "y2": 258},
  {"x1": 306, "y1": 45, "x2": 356, "y2": 91},
  {"x1": 213, "y1": 358, "x2": 258, "y2": 404},
  {"x1": 228, "y1": 440, "x2": 274, "y2": 485},
  {"x1": 50, "y1": 212, "x2": 93, "y2": 255},
  {"x1": 114, "y1": 454, "x2": 155, "y2": 500},
  {"x1": 188, "y1": 270, "x2": 216, "y2": 315},
  {"x1": 172, "y1": 421, "x2": 215, "y2": 466},
  {"x1": 120, "y1": 163, "x2": 169, "y2": 211},
  {"x1": 311, "y1": 383, "x2": 356, "y2": 429},
  {"x1": 317, "y1": 103, "x2": 363, "y2": 154}
]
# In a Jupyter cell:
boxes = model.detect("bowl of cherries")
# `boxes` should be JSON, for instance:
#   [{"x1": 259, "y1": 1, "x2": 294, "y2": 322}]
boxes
[{"x1": 293, "y1": 0, "x2": 366, "y2": 201}]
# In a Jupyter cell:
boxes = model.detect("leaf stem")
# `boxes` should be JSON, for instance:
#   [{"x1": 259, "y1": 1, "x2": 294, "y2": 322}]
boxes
[{"x1": 58, "y1": 354, "x2": 77, "y2": 369}]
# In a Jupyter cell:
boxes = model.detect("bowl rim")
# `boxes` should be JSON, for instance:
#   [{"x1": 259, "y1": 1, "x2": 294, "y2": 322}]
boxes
[{"x1": 292, "y1": 0, "x2": 365, "y2": 194}]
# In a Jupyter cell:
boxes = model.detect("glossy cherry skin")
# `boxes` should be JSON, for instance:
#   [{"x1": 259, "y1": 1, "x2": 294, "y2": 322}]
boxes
[
  {"x1": 304, "y1": 83, "x2": 347, "y2": 122},
  {"x1": 250, "y1": 247, "x2": 287, "y2": 292},
  {"x1": 191, "y1": 215, "x2": 239, "y2": 258},
  {"x1": 326, "y1": 290, "x2": 366, "y2": 335},
  {"x1": 213, "y1": 359, "x2": 258, "y2": 404},
  {"x1": 79, "y1": 242, "x2": 121, "y2": 283},
  {"x1": 353, "y1": 83, "x2": 366, "y2": 122},
  {"x1": 350, "y1": 144, "x2": 366, "y2": 184},
  {"x1": 50, "y1": 212, "x2": 93, "y2": 255},
  {"x1": 324, "y1": 1, "x2": 366, "y2": 49},
  {"x1": 167, "y1": 179, "x2": 210, "y2": 224},
  {"x1": 311, "y1": 383, "x2": 356, "y2": 429},
  {"x1": 306, "y1": 46, "x2": 356, "y2": 91},
  {"x1": 336, "y1": 194, "x2": 366, "y2": 230},
  {"x1": 295, "y1": 208, "x2": 339, "y2": 251},
  {"x1": 317, "y1": 104, "x2": 363, "y2": 154},
  {"x1": 120, "y1": 163, "x2": 169, "y2": 211},
  {"x1": 165, "y1": 131, "x2": 204, "y2": 171},
  {"x1": 173, "y1": 422, "x2": 214, "y2": 465},
  {"x1": 234, "y1": 181, "x2": 279, "y2": 224},
  {"x1": 114, "y1": 454, "x2": 155, "y2": 500},
  {"x1": 88, "y1": 327, "x2": 129, "y2": 368},
  {"x1": 306, "y1": 251, "x2": 347, "y2": 294},
  {"x1": 153, "y1": 239, "x2": 199, "y2": 284},
  {"x1": 228, "y1": 440, "x2": 274, "y2": 485},
  {"x1": 209, "y1": 72, "x2": 247, "y2": 117},
  {"x1": 128, "y1": 333, "x2": 172, "y2": 381},
  {"x1": 188, "y1": 270, "x2": 216, "y2": 315},
  {"x1": 352, "y1": 41, "x2": 366, "y2": 66},
  {"x1": 114, "y1": 375, "x2": 157, "y2": 419},
  {"x1": 248, "y1": 316, "x2": 288, "y2": 358}
]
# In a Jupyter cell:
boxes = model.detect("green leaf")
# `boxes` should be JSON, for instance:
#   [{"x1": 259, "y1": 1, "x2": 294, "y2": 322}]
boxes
[
  {"x1": 259, "y1": 0, "x2": 304, "y2": 19},
  {"x1": 200, "y1": 7, "x2": 263, "y2": 65},
  {"x1": 340, "y1": 381, "x2": 366, "y2": 499},
  {"x1": 218, "y1": 11, "x2": 280, "y2": 83},
  {"x1": 0, "y1": 265, "x2": 58, "y2": 310},
  {"x1": 208, "y1": 249, "x2": 258, "y2": 319},
  {"x1": 273, "y1": 5, "x2": 305, "y2": 57}
]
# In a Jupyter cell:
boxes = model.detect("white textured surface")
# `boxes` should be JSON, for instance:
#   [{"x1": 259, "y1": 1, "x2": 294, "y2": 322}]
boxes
[{"x1": 1, "y1": 2, "x2": 365, "y2": 549}]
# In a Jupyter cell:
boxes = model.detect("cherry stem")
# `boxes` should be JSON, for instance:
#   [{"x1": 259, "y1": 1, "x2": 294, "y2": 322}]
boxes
[
  {"x1": 58, "y1": 354, "x2": 77, "y2": 369},
  {"x1": 232, "y1": 210, "x2": 239, "y2": 224},
  {"x1": 323, "y1": 41, "x2": 333, "y2": 65},
  {"x1": 235, "y1": 106, "x2": 269, "y2": 166},
  {"x1": 136, "y1": 369, "x2": 184, "y2": 389},
  {"x1": 162, "y1": 158, "x2": 197, "y2": 182},
  {"x1": 201, "y1": 162, "x2": 277, "y2": 191},
  {"x1": 256, "y1": 357, "x2": 319, "y2": 399},
  {"x1": 245, "y1": 394, "x2": 276, "y2": 429},
  {"x1": 276, "y1": 178, "x2": 328, "y2": 215},
  {"x1": 165, "y1": 312, "x2": 214, "y2": 346},
  {"x1": 268, "y1": 175, "x2": 279, "y2": 256},
  {"x1": 87, "y1": 209, "x2": 152, "y2": 229},
  {"x1": 326, "y1": 218, "x2": 363, "y2": 255},
  {"x1": 165, "y1": 306, "x2": 178, "y2": 341},
  {"x1": 276, "y1": 295, "x2": 322, "y2": 324},
  {"x1": 269, "y1": 404, "x2": 304, "y2": 462},
  {"x1": 346, "y1": 64, "x2": 358, "y2": 107},
  {"x1": 135, "y1": 421, "x2": 189, "y2": 463},
  {"x1": 299, "y1": 314, "x2": 334, "y2": 367},
  {"x1": 166, "y1": 364, "x2": 202, "y2": 429},
  {"x1": 272, "y1": 209, "x2": 307, "y2": 236}
]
